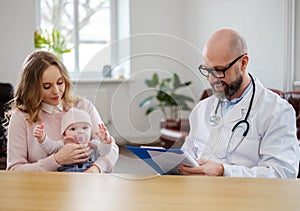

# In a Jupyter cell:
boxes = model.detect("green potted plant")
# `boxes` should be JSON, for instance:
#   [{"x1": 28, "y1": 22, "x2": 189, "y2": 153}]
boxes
[
  {"x1": 139, "y1": 73, "x2": 194, "y2": 120},
  {"x1": 34, "y1": 28, "x2": 72, "y2": 60}
]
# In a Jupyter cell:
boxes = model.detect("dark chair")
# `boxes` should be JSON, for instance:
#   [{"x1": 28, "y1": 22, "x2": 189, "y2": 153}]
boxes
[
  {"x1": 159, "y1": 88, "x2": 300, "y2": 178},
  {"x1": 0, "y1": 83, "x2": 14, "y2": 159}
]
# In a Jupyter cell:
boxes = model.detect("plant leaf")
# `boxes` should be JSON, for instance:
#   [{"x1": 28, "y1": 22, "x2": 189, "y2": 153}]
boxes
[
  {"x1": 140, "y1": 72, "x2": 196, "y2": 117},
  {"x1": 146, "y1": 105, "x2": 160, "y2": 115},
  {"x1": 176, "y1": 81, "x2": 193, "y2": 89},
  {"x1": 145, "y1": 73, "x2": 159, "y2": 87},
  {"x1": 157, "y1": 90, "x2": 171, "y2": 103},
  {"x1": 173, "y1": 73, "x2": 181, "y2": 89},
  {"x1": 173, "y1": 94, "x2": 195, "y2": 103},
  {"x1": 34, "y1": 28, "x2": 72, "y2": 59},
  {"x1": 152, "y1": 73, "x2": 159, "y2": 86},
  {"x1": 139, "y1": 96, "x2": 154, "y2": 107},
  {"x1": 160, "y1": 78, "x2": 171, "y2": 92}
]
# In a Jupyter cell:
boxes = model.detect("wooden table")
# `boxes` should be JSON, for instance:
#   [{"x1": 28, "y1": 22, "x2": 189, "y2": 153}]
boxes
[{"x1": 0, "y1": 171, "x2": 299, "y2": 211}]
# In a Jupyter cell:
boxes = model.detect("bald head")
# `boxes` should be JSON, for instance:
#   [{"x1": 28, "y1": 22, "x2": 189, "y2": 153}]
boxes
[{"x1": 203, "y1": 28, "x2": 248, "y2": 62}]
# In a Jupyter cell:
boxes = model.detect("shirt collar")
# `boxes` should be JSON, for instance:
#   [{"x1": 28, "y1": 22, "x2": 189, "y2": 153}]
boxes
[{"x1": 41, "y1": 102, "x2": 63, "y2": 113}]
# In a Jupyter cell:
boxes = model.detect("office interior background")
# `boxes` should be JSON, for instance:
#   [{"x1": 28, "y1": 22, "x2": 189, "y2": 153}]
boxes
[{"x1": 1, "y1": 0, "x2": 299, "y2": 145}]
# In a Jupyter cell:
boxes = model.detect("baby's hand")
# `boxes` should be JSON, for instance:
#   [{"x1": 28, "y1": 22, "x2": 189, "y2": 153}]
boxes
[
  {"x1": 33, "y1": 123, "x2": 46, "y2": 143},
  {"x1": 95, "y1": 123, "x2": 112, "y2": 144}
]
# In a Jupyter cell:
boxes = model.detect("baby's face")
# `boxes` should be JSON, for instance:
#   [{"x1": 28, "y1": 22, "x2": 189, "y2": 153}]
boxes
[{"x1": 64, "y1": 122, "x2": 92, "y2": 143}]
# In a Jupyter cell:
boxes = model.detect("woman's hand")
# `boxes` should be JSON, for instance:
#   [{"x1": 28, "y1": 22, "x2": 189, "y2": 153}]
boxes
[
  {"x1": 54, "y1": 143, "x2": 93, "y2": 166},
  {"x1": 95, "y1": 123, "x2": 112, "y2": 144}
]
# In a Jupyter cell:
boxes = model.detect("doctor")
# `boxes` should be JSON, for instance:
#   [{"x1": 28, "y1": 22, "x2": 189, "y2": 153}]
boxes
[{"x1": 179, "y1": 28, "x2": 299, "y2": 178}]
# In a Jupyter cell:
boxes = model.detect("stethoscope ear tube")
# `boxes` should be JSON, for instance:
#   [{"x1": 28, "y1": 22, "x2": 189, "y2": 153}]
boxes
[
  {"x1": 231, "y1": 73, "x2": 255, "y2": 137},
  {"x1": 208, "y1": 73, "x2": 256, "y2": 160},
  {"x1": 232, "y1": 119, "x2": 250, "y2": 137}
]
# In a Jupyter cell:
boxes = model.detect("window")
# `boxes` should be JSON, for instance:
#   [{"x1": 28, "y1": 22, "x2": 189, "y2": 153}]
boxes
[{"x1": 35, "y1": 0, "x2": 121, "y2": 81}]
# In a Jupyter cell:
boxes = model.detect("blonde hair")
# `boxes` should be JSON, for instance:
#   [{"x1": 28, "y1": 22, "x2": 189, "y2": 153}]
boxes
[{"x1": 5, "y1": 51, "x2": 79, "y2": 124}]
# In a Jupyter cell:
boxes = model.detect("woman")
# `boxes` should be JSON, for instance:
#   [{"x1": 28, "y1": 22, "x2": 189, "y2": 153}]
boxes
[{"x1": 5, "y1": 51, "x2": 119, "y2": 173}]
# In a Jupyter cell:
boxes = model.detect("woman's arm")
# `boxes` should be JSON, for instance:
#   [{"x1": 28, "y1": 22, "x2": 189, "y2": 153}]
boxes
[{"x1": 7, "y1": 110, "x2": 60, "y2": 171}]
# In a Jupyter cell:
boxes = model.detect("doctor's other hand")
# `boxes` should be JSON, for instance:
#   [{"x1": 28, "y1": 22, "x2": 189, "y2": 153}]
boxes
[{"x1": 178, "y1": 159, "x2": 224, "y2": 176}]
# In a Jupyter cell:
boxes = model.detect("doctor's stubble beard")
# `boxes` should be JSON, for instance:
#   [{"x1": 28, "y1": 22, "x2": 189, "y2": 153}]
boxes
[{"x1": 211, "y1": 68, "x2": 243, "y2": 100}]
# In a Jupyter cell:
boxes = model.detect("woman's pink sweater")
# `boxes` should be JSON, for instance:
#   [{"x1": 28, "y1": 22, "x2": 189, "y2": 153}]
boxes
[{"x1": 6, "y1": 98, "x2": 119, "y2": 172}]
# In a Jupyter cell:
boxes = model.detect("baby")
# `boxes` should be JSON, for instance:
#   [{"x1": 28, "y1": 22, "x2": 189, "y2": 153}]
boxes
[{"x1": 33, "y1": 108, "x2": 112, "y2": 172}]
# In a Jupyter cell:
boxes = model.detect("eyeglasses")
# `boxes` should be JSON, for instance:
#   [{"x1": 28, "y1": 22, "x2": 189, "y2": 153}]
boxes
[{"x1": 198, "y1": 54, "x2": 247, "y2": 78}]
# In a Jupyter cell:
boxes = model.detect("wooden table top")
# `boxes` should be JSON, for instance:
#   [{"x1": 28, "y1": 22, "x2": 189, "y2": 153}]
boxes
[{"x1": 0, "y1": 170, "x2": 299, "y2": 211}]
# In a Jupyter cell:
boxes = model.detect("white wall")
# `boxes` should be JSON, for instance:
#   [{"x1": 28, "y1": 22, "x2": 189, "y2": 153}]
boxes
[
  {"x1": 126, "y1": 0, "x2": 192, "y2": 144},
  {"x1": 126, "y1": 0, "x2": 289, "y2": 145},
  {"x1": 182, "y1": 0, "x2": 287, "y2": 89},
  {"x1": 295, "y1": 0, "x2": 300, "y2": 85},
  {"x1": 0, "y1": 0, "x2": 35, "y2": 85},
  {"x1": 0, "y1": 0, "x2": 290, "y2": 145}
]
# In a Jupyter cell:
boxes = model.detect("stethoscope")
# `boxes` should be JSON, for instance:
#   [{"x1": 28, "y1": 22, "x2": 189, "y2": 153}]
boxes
[{"x1": 208, "y1": 73, "x2": 255, "y2": 159}]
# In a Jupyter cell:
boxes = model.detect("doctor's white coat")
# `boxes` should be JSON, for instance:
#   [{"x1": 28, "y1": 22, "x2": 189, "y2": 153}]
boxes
[{"x1": 182, "y1": 78, "x2": 299, "y2": 178}]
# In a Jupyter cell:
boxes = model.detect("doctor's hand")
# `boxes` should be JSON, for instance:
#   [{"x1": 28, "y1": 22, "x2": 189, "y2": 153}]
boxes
[{"x1": 178, "y1": 159, "x2": 224, "y2": 176}]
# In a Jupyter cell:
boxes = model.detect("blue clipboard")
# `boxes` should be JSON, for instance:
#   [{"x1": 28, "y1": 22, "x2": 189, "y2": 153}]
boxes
[{"x1": 125, "y1": 146, "x2": 198, "y2": 175}]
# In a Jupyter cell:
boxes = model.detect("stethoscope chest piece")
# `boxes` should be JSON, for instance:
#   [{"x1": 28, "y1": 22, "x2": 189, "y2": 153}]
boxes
[
  {"x1": 210, "y1": 99, "x2": 222, "y2": 126},
  {"x1": 210, "y1": 115, "x2": 221, "y2": 126}
]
